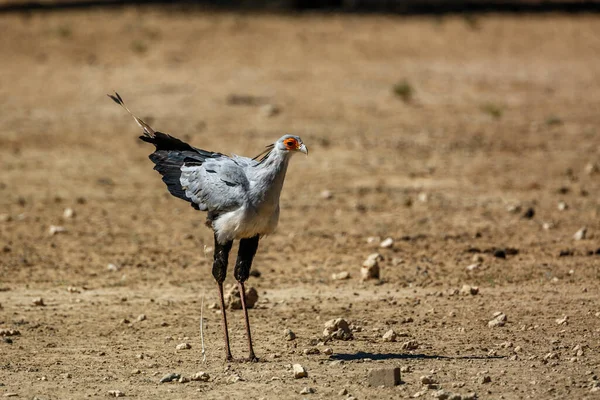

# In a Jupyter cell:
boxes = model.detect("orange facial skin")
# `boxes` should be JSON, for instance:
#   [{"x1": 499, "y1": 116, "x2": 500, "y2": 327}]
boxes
[{"x1": 283, "y1": 137, "x2": 299, "y2": 150}]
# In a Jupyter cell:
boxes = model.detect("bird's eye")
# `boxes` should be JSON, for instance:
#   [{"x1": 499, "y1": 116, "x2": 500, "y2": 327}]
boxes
[{"x1": 284, "y1": 139, "x2": 297, "y2": 148}]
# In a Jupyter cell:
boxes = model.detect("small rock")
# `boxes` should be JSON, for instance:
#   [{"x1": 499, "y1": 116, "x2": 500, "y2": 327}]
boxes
[
  {"x1": 488, "y1": 313, "x2": 507, "y2": 328},
  {"x1": 323, "y1": 348, "x2": 333, "y2": 355},
  {"x1": 584, "y1": 162, "x2": 599, "y2": 175},
  {"x1": 493, "y1": 249, "x2": 506, "y2": 259},
  {"x1": 557, "y1": 201, "x2": 568, "y2": 211},
  {"x1": 191, "y1": 372, "x2": 210, "y2": 382},
  {"x1": 459, "y1": 285, "x2": 479, "y2": 296},
  {"x1": 0, "y1": 329, "x2": 20, "y2": 336},
  {"x1": 283, "y1": 328, "x2": 296, "y2": 341},
  {"x1": 226, "y1": 285, "x2": 259, "y2": 310},
  {"x1": 107, "y1": 390, "x2": 125, "y2": 397},
  {"x1": 466, "y1": 263, "x2": 480, "y2": 272},
  {"x1": 300, "y1": 387, "x2": 315, "y2": 394},
  {"x1": 574, "y1": 227, "x2": 587, "y2": 241},
  {"x1": 402, "y1": 340, "x2": 419, "y2": 350},
  {"x1": 323, "y1": 318, "x2": 353, "y2": 340},
  {"x1": 4, "y1": 394, "x2": 18, "y2": 398},
  {"x1": 380, "y1": 237, "x2": 394, "y2": 249},
  {"x1": 303, "y1": 348, "x2": 320, "y2": 355},
  {"x1": 63, "y1": 208, "x2": 75, "y2": 218},
  {"x1": 368, "y1": 367, "x2": 401, "y2": 387},
  {"x1": 32, "y1": 297, "x2": 45, "y2": 306},
  {"x1": 420, "y1": 375, "x2": 437, "y2": 384},
  {"x1": 432, "y1": 390, "x2": 450, "y2": 400},
  {"x1": 320, "y1": 190, "x2": 333, "y2": 200},
  {"x1": 382, "y1": 329, "x2": 397, "y2": 342},
  {"x1": 361, "y1": 254, "x2": 381, "y2": 281},
  {"x1": 137, "y1": 314, "x2": 146, "y2": 322},
  {"x1": 159, "y1": 373, "x2": 181, "y2": 383},
  {"x1": 107, "y1": 263, "x2": 119, "y2": 272},
  {"x1": 338, "y1": 388, "x2": 348, "y2": 395},
  {"x1": 131, "y1": 369, "x2": 141, "y2": 375},
  {"x1": 208, "y1": 302, "x2": 218, "y2": 309},
  {"x1": 331, "y1": 271, "x2": 350, "y2": 280},
  {"x1": 293, "y1": 364, "x2": 307, "y2": 379},
  {"x1": 260, "y1": 103, "x2": 280, "y2": 118},
  {"x1": 556, "y1": 315, "x2": 568, "y2": 325},
  {"x1": 522, "y1": 208, "x2": 535, "y2": 219},
  {"x1": 367, "y1": 236, "x2": 381, "y2": 244},
  {"x1": 478, "y1": 375, "x2": 491, "y2": 384},
  {"x1": 48, "y1": 225, "x2": 66, "y2": 235},
  {"x1": 178, "y1": 376, "x2": 189, "y2": 383},
  {"x1": 176, "y1": 343, "x2": 191, "y2": 350}
]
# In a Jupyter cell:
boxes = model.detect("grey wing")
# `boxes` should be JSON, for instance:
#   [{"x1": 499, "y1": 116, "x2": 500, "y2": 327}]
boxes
[{"x1": 180, "y1": 157, "x2": 250, "y2": 212}]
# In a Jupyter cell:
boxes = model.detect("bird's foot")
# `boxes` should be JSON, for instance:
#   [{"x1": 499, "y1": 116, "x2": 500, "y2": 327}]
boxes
[
  {"x1": 225, "y1": 354, "x2": 234, "y2": 363},
  {"x1": 246, "y1": 354, "x2": 259, "y2": 363}
]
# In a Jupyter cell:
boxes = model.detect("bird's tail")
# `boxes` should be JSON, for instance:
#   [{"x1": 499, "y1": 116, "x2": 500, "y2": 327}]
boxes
[{"x1": 107, "y1": 91, "x2": 156, "y2": 138}]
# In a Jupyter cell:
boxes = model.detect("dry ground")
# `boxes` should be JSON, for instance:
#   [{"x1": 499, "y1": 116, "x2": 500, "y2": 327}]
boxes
[{"x1": 1, "y1": 7, "x2": 600, "y2": 399}]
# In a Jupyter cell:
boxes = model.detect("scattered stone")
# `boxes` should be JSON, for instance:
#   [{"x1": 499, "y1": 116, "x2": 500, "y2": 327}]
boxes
[
  {"x1": 462, "y1": 393, "x2": 477, "y2": 400},
  {"x1": 331, "y1": 271, "x2": 350, "y2": 280},
  {"x1": 63, "y1": 208, "x2": 75, "y2": 218},
  {"x1": 32, "y1": 297, "x2": 45, "y2": 306},
  {"x1": 120, "y1": 318, "x2": 130, "y2": 325},
  {"x1": 0, "y1": 329, "x2": 21, "y2": 337},
  {"x1": 137, "y1": 314, "x2": 146, "y2": 322},
  {"x1": 338, "y1": 388, "x2": 348, "y2": 396},
  {"x1": 506, "y1": 204, "x2": 522, "y2": 214},
  {"x1": 48, "y1": 225, "x2": 66, "y2": 235},
  {"x1": 107, "y1": 390, "x2": 125, "y2": 397},
  {"x1": 380, "y1": 237, "x2": 394, "y2": 249},
  {"x1": 323, "y1": 348, "x2": 333, "y2": 355},
  {"x1": 466, "y1": 263, "x2": 480, "y2": 272},
  {"x1": 368, "y1": 367, "x2": 401, "y2": 387},
  {"x1": 574, "y1": 227, "x2": 587, "y2": 241},
  {"x1": 420, "y1": 375, "x2": 437, "y2": 385},
  {"x1": 293, "y1": 364, "x2": 307, "y2": 379},
  {"x1": 320, "y1": 190, "x2": 333, "y2": 200},
  {"x1": 493, "y1": 249, "x2": 506, "y2": 259},
  {"x1": 522, "y1": 208, "x2": 535, "y2": 219},
  {"x1": 478, "y1": 375, "x2": 491, "y2": 384},
  {"x1": 159, "y1": 373, "x2": 180, "y2": 383},
  {"x1": 300, "y1": 387, "x2": 315, "y2": 394},
  {"x1": 459, "y1": 285, "x2": 479, "y2": 296},
  {"x1": 4, "y1": 394, "x2": 18, "y2": 398},
  {"x1": 303, "y1": 348, "x2": 320, "y2": 355},
  {"x1": 62, "y1": 373, "x2": 72, "y2": 379},
  {"x1": 584, "y1": 162, "x2": 599, "y2": 175},
  {"x1": 107, "y1": 263, "x2": 119, "y2": 272},
  {"x1": 544, "y1": 352, "x2": 558, "y2": 360},
  {"x1": 556, "y1": 315, "x2": 568, "y2": 325},
  {"x1": 208, "y1": 302, "x2": 218, "y2": 309},
  {"x1": 401, "y1": 340, "x2": 419, "y2": 350},
  {"x1": 191, "y1": 372, "x2": 210, "y2": 382},
  {"x1": 557, "y1": 201, "x2": 568, "y2": 211},
  {"x1": 260, "y1": 103, "x2": 280, "y2": 118},
  {"x1": 361, "y1": 253, "x2": 382, "y2": 280},
  {"x1": 283, "y1": 328, "x2": 296, "y2": 341},
  {"x1": 178, "y1": 376, "x2": 190, "y2": 383},
  {"x1": 382, "y1": 329, "x2": 397, "y2": 342},
  {"x1": 367, "y1": 236, "x2": 381, "y2": 244},
  {"x1": 488, "y1": 313, "x2": 507, "y2": 328},
  {"x1": 226, "y1": 285, "x2": 259, "y2": 309},
  {"x1": 66, "y1": 286, "x2": 80, "y2": 293},
  {"x1": 323, "y1": 318, "x2": 353, "y2": 340},
  {"x1": 401, "y1": 366, "x2": 412, "y2": 373},
  {"x1": 176, "y1": 343, "x2": 191, "y2": 350},
  {"x1": 131, "y1": 369, "x2": 141, "y2": 375},
  {"x1": 432, "y1": 389, "x2": 451, "y2": 400}
]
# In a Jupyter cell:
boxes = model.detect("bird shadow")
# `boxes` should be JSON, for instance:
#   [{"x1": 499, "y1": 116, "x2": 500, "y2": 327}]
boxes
[{"x1": 330, "y1": 351, "x2": 504, "y2": 361}]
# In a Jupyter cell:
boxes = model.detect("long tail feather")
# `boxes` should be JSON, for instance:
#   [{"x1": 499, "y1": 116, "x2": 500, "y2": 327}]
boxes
[{"x1": 107, "y1": 91, "x2": 156, "y2": 138}]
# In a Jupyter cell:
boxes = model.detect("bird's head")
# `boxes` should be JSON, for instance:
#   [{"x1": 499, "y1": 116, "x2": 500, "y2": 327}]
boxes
[{"x1": 275, "y1": 135, "x2": 308, "y2": 155}]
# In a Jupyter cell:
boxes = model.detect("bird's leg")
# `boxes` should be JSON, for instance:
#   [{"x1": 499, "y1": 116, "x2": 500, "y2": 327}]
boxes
[
  {"x1": 234, "y1": 234, "x2": 260, "y2": 362},
  {"x1": 212, "y1": 233, "x2": 233, "y2": 362}
]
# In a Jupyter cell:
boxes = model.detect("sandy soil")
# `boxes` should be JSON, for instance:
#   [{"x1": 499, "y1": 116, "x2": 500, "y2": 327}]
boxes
[{"x1": 1, "y1": 8, "x2": 600, "y2": 399}]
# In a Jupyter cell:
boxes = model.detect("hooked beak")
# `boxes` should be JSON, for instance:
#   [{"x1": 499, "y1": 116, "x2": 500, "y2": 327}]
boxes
[{"x1": 298, "y1": 143, "x2": 308, "y2": 155}]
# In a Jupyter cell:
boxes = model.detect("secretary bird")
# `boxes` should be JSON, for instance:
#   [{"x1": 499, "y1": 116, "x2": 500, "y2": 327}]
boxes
[{"x1": 108, "y1": 92, "x2": 307, "y2": 362}]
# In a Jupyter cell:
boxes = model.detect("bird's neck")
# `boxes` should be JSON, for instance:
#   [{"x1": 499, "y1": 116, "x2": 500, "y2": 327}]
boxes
[{"x1": 252, "y1": 148, "x2": 291, "y2": 204}]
